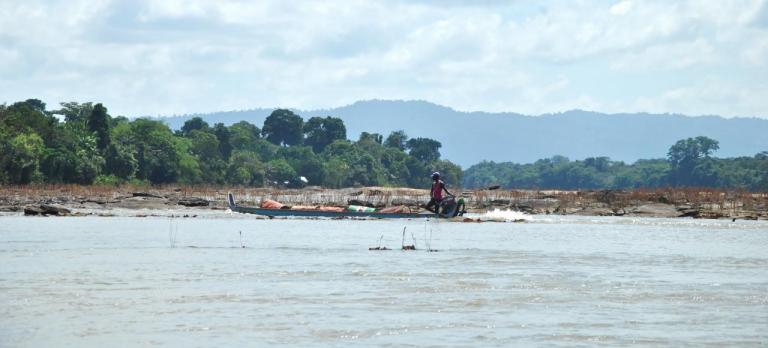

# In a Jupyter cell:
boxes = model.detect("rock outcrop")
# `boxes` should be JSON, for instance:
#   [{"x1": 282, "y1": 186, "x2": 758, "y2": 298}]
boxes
[
  {"x1": 177, "y1": 197, "x2": 210, "y2": 207},
  {"x1": 24, "y1": 204, "x2": 71, "y2": 216},
  {"x1": 627, "y1": 203, "x2": 680, "y2": 218}
]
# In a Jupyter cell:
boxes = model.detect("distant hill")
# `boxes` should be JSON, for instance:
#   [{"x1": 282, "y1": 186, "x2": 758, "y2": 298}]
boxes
[{"x1": 156, "y1": 100, "x2": 768, "y2": 167}]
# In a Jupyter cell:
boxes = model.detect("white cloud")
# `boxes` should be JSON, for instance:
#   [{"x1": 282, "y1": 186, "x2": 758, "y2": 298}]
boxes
[
  {"x1": 632, "y1": 82, "x2": 768, "y2": 117},
  {"x1": 742, "y1": 36, "x2": 768, "y2": 66},
  {"x1": 610, "y1": 1, "x2": 633, "y2": 15},
  {"x1": 0, "y1": 47, "x2": 21, "y2": 71},
  {"x1": 0, "y1": 0, "x2": 110, "y2": 43},
  {"x1": 0, "y1": 0, "x2": 766, "y2": 118},
  {"x1": 610, "y1": 39, "x2": 716, "y2": 71}
]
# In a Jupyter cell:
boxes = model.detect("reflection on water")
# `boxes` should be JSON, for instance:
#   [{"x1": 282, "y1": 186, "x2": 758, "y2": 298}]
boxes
[{"x1": 0, "y1": 215, "x2": 767, "y2": 347}]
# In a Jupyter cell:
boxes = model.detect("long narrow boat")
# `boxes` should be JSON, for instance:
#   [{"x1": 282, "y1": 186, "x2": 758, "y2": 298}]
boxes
[{"x1": 227, "y1": 193, "x2": 432, "y2": 219}]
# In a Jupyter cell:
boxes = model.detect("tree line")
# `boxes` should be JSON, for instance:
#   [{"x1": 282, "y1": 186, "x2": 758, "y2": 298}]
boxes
[
  {"x1": 3, "y1": 99, "x2": 766, "y2": 191},
  {"x1": 0, "y1": 99, "x2": 461, "y2": 187},
  {"x1": 463, "y1": 136, "x2": 768, "y2": 191}
]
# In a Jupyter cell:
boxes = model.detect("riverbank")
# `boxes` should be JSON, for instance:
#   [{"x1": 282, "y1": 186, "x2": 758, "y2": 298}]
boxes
[{"x1": 0, "y1": 185, "x2": 765, "y2": 220}]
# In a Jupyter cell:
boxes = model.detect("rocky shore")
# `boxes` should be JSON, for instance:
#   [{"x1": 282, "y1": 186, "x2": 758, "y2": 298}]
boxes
[{"x1": 1, "y1": 185, "x2": 765, "y2": 220}]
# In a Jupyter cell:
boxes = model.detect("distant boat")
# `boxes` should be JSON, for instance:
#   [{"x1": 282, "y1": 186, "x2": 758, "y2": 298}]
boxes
[{"x1": 227, "y1": 193, "x2": 432, "y2": 219}]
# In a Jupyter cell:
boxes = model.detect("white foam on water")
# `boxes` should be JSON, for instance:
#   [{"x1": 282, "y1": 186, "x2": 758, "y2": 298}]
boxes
[{"x1": 479, "y1": 208, "x2": 532, "y2": 222}]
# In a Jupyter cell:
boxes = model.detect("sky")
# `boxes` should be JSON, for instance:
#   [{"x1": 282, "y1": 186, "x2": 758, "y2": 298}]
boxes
[{"x1": 1, "y1": 0, "x2": 767, "y2": 118}]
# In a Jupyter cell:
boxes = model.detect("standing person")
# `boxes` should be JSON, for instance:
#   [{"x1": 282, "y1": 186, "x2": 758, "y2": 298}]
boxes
[{"x1": 426, "y1": 172, "x2": 452, "y2": 214}]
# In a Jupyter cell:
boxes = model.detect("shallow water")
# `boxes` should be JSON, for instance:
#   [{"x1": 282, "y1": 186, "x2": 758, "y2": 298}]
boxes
[{"x1": 1, "y1": 215, "x2": 767, "y2": 347}]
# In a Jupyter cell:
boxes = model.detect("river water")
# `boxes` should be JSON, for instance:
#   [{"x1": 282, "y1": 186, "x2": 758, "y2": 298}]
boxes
[{"x1": 1, "y1": 214, "x2": 766, "y2": 347}]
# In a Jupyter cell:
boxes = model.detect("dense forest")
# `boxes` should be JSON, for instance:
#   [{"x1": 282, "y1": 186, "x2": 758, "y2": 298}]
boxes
[
  {"x1": 0, "y1": 99, "x2": 460, "y2": 188},
  {"x1": 462, "y1": 137, "x2": 768, "y2": 191},
  {"x1": 2, "y1": 99, "x2": 766, "y2": 191}
]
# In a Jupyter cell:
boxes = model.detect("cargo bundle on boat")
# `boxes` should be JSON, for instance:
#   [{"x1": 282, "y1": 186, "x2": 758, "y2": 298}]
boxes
[{"x1": 227, "y1": 193, "x2": 436, "y2": 219}]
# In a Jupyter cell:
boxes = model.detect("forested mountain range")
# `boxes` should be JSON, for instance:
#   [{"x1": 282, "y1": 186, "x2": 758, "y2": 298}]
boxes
[{"x1": 158, "y1": 100, "x2": 768, "y2": 167}]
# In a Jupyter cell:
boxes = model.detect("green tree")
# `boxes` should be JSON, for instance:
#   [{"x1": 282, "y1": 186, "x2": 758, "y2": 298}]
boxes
[
  {"x1": 189, "y1": 130, "x2": 226, "y2": 184},
  {"x1": 251, "y1": 139, "x2": 280, "y2": 162},
  {"x1": 405, "y1": 156, "x2": 429, "y2": 187},
  {"x1": 266, "y1": 158, "x2": 296, "y2": 184},
  {"x1": 4, "y1": 133, "x2": 45, "y2": 184},
  {"x1": 1, "y1": 99, "x2": 59, "y2": 145},
  {"x1": 262, "y1": 109, "x2": 304, "y2": 146},
  {"x1": 227, "y1": 151, "x2": 265, "y2": 186},
  {"x1": 229, "y1": 121, "x2": 261, "y2": 151},
  {"x1": 321, "y1": 139, "x2": 357, "y2": 158},
  {"x1": 321, "y1": 140, "x2": 357, "y2": 187},
  {"x1": 72, "y1": 134, "x2": 105, "y2": 184},
  {"x1": 348, "y1": 153, "x2": 382, "y2": 186},
  {"x1": 213, "y1": 122, "x2": 233, "y2": 159},
  {"x1": 406, "y1": 137, "x2": 441, "y2": 163},
  {"x1": 535, "y1": 156, "x2": 578, "y2": 189},
  {"x1": 39, "y1": 148, "x2": 73, "y2": 183},
  {"x1": 189, "y1": 130, "x2": 221, "y2": 160},
  {"x1": 584, "y1": 157, "x2": 611, "y2": 172},
  {"x1": 690, "y1": 158, "x2": 720, "y2": 187},
  {"x1": 180, "y1": 117, "x2": 210, "y2": 137},
  {"x1": 110, "y1": 115, "x2": 130, "y2": 128},
  {"x1": 0, "y1": 126, "x2": 11, "y2": 183},
  {"x1": 278, "y1": 146, "x2": 326, "y2": 185},
  {"x1": 87, "y1": 103, "x2": 111, "y2": 150},
  {"x1": 461, "y1": 160, "x2": 504, "y2": 189},
  {"x1": 358, "y1": 132, "x2": 383, "y2": 144},
  {"x1": 667, "y1": 136, "x2": 720, "y2": 186},
  {"x1": 105, "y1": 143, "x2": 138, "y2": 180},
  {"x1": 174, "y1": 137, "x2": 202, "y2": 184},
  {"x1": 131, "y1": 119, "x2": 183, "y2": 184},
  {"x1": 39, "y1": 123, "x2": 83, "y2": 183},
  {"x1": 323, "y1": 157, "x2": 349, "y2": 188},
  {"x1": 53, "y1": 102, "x2": 93, "y2": 124},
  {"x1": 754, "y1": 152, "x2": 768, "y2": 191},
  {"x1": 21, "y1": 99, "x2": 46, "y2": 113},
  {"x1": 384, "y1": 130, "x2": 408, "y2": 150},
  {"x1": 380, "y1": 147, "x2": 411, "y2": 186},
  {"x1": 321, "y1": 140, "x2": 386, "y2": 187},
  {"x1": 505, "y1": 164, "x2": 538, "y2": 188},
  {"x1": 303, "y1": 116, "x2": 346, "y2": 153},
  {"x1": 611, "y1": 159, "x2": 670, "y2": 189},
  {"x1": 356, "y1": 132, "x2": 386, "y2": 160},
  {"x1": 668, "y1": 136, "x2": 719, "y2": 168}
]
